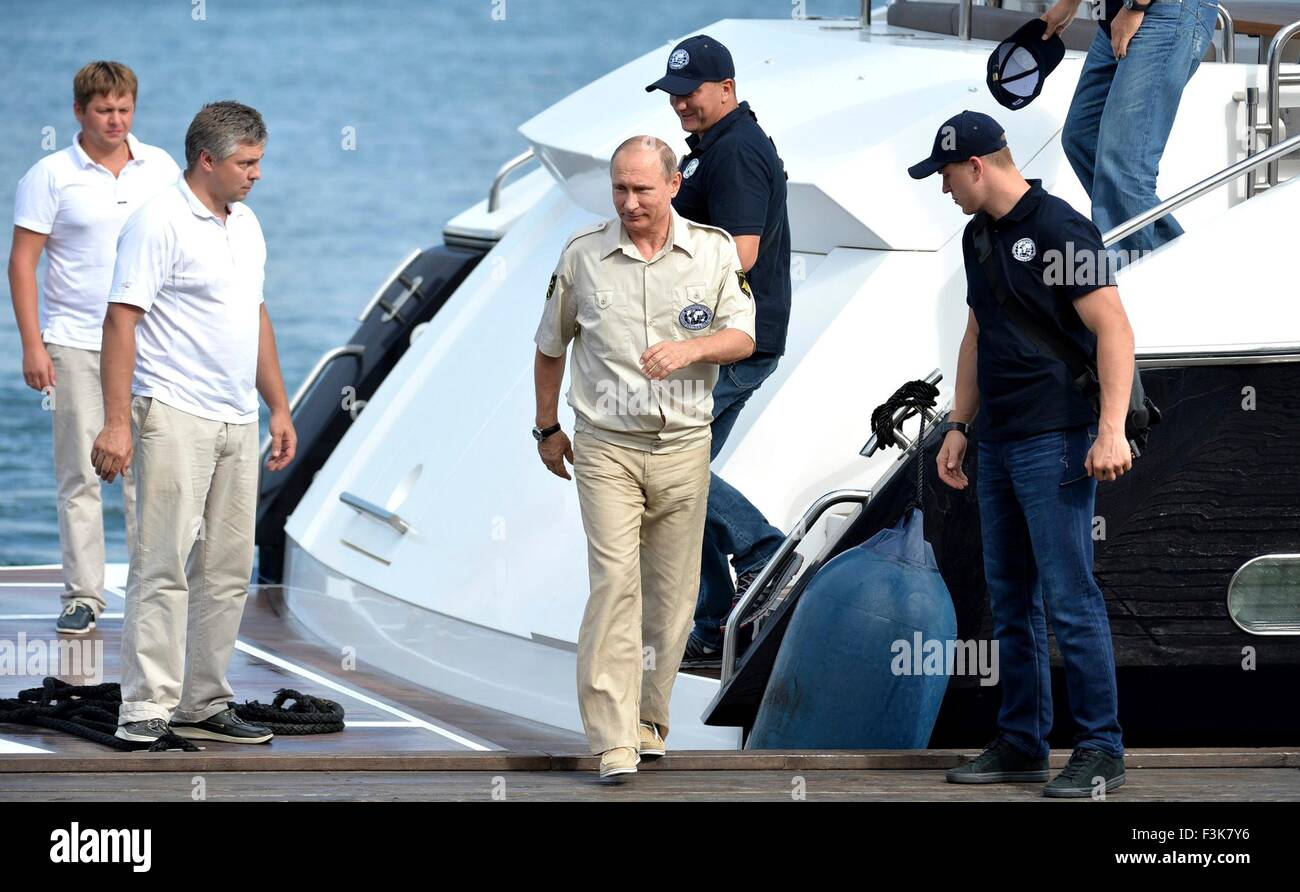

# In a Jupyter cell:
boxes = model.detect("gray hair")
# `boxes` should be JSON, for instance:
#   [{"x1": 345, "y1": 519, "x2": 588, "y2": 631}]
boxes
[
  {"x1": 611, "y1": 135, "x2": 678, "y2": 182},
  {"x1": 184, "y1": 100, "x2": 267, "y2": 169}
]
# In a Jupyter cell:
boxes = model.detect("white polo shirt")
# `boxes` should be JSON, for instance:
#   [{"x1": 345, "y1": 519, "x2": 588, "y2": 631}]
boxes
[
  {"x1": 107, "y1": 175, "x2": 266, "y2": 424},
  {"x1": 13, "y1": 132, "x2": 181, "y2": 350}
]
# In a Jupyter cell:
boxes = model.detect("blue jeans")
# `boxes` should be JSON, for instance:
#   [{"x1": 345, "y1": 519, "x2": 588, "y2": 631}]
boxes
[
  {"x1": 1062, "y1": 0, "x2": 1217, "y2": 257},
  {"x1": 691, "y1": 352, "x2": 785, "y2": 649},
  {"x1": 977, "y1": 426, "x2": 1123, "y2": 758}
]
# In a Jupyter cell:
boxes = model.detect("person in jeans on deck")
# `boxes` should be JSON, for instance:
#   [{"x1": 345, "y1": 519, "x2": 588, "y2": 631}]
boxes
[
  {"x1": 644, "y1": 35, "x2": 795, "y2": 666},
  {"x1": 1043, "y1": 0, "x2": 1219, "y2": 257},
  {"x1": 911, "y1": 111, "x2": 1134, "y2": 797}
]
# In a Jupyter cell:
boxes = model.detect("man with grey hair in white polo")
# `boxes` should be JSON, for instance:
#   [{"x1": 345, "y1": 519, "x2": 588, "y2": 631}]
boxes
[{"x1": 91, "y1": 100, "x2": 297, "y2": 745}]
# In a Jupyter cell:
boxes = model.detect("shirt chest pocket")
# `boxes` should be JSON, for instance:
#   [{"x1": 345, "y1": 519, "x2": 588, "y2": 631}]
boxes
[
  {"x1": 576, "y1": 290, "x2": 627, "y2": 357},
  {"x1": 672, "y1": 283, "x2": 714, "y2": 338}
]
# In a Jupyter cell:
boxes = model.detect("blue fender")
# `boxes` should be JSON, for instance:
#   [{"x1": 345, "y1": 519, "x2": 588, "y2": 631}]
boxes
[{"x1": 747, "y1": 509, "x2": 958, "y2": 749}]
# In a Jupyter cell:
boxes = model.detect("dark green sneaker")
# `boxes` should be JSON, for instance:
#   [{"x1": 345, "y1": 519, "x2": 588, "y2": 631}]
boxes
[
  {"x1": 56, "y1": 603, "x2": 96, "y2": 635},
  {"x1": 946, "y1": 737, "x2": 1049, "y2": 784},
  {"x1": 1043, "y1": 747, "x2": 1126, "y2": 798}
]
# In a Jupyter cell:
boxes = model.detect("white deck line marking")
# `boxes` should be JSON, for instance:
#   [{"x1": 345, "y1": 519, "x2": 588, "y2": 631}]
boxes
[
  {"x1": 0, "y1": 613, "x2": 124, "y2": 620},
  {"x1": 343, "y1": 721, "x2": 423, "y2": 728},
  {"x1": 232, "y1": 641, "x2": 492, "y2": 751},
  {"x1": 102, "y1": 585, "x2": 494, "y2": 751},
  {"x1": 0, "y1": 564, "x2": 63, "y2": 571},
  {"x1": 0, "y1": 582, "x2": 65, "y2": 588},
  {"x1": 0, "y1": 736, "x2": 53, "y2": 754}
]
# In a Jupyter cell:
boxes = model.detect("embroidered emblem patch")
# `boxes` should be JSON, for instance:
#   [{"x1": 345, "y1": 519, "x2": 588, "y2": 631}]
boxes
[
  {"x1": 682, "y1": 158, "x2": 699, "y2": 179},
  {"x1": 735, "y1": 269, "x2": 752, "y2": 299},
  {"x1": 669, "y1": 49, "x2": 690, "y2": 70},
  {"x1": 1012, "y1": 238, "x2": 1036, "y2": 262},
  {"x1": 679, "y1": 303, "x2": 712, "y2": 330}
]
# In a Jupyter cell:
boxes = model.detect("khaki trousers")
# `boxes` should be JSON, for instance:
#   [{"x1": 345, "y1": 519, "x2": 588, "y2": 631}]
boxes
[
  {"x1": 118, "y1": 396, "x2": 258, "y2": 725},
  {"x1": 47, "y1": 343, "x2": 137, "y2": 614},
  {"x1": 572, "y1": 431, "x2": 711, "y2": 753}
]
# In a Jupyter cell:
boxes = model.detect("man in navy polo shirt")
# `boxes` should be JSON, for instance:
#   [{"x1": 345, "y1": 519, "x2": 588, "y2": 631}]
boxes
[
  {"x1": 911, "y1": 111, "x2": 1135, "y2": 798},
  {"x1": 645, "y1": 34, "x2": 795, "y2": 667}
]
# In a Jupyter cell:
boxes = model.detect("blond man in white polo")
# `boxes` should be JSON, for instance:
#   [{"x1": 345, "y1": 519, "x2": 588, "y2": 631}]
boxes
[
  {"x1": 8, "y1": 61, "x2": 180, "y2": 634},
  {"x1": 91, "y1": 101, "x2": 297, "y2": 745},
  {"x1": 533, "y1": 136, "x2": 755, "y2": 778}
]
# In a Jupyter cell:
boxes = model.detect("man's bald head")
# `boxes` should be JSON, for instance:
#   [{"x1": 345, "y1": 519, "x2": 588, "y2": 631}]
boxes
[{"x1": 611, "y1": 135, "x2": 678, "y2": 182}]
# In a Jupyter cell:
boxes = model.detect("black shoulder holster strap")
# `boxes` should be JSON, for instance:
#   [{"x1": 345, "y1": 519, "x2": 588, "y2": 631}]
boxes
[{"x1": 970, "y1": 210, "x2": 1160, "y2": 455}]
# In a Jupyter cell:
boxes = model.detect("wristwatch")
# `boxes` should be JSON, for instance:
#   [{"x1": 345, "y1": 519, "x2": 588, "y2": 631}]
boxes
[
  {"x1": 1123, "y1": 0, "x2": 1153, "y2": 11},
  {"x1": 942, "y1": 421, "x2": 971, "y2": 437},
  {"x1": 532, "y1": 422, "x2": 562, "y2": 441}
]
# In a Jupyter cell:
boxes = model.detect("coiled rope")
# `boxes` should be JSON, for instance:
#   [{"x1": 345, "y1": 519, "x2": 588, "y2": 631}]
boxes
[
  {"x1": 869, "y1": 379, "x2": 941, "y2": 509},
  {"x1": 0, "y1": 677, "x2": 344, "y2": 750},
  {"x1": 233, "y1": 689, "x2": 345, "y2": 735}
]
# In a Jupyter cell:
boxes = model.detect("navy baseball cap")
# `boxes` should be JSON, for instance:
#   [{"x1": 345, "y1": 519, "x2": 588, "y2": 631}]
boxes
[
  {"x1": 645, "y1": 35, "x2": 735, "y2": 95},
  {"x1": 987, "y1": 18, "x2": 1065, "y2": 110},
  {"x1": 908, "y1": 111, "x2": 1008, "y2": 179}
]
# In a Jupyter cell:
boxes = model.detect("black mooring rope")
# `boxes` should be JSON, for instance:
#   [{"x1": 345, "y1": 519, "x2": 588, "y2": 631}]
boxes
[
  {"x1": 233, "y1": 689, "x2": 345, "y2": 735},
  {"x1": 870, "y1": 379, "x2": 941, "y2": 509},
  {"x1": 0, "y1": 677, "x2": 344, "y2": 750}
]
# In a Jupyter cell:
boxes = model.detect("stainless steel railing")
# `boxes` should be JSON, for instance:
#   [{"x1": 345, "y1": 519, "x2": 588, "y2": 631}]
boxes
[
  {"x1": 1101, "y1": 130, "x2": 1300, "y2": 245},
  {"x1": 718, "y1": 489, "x2": 874, "y2": 685},
  {"x1": 488, "y1": 149, "x2": 536, "y2": 213},
  {"x1": 1217, "y1": 4, "x2": 1236, "y2": 64},
  {"x1": 1262, "y1": 21, "x2": 1300, "y2": 186}
]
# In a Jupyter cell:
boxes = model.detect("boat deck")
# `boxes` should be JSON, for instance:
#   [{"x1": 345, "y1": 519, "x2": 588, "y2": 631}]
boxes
[{"x1": 4, "y1": 566, "x2": 1299, "y2": 801}]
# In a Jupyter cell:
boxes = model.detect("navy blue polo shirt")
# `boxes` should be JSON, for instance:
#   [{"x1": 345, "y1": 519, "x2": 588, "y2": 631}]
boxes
[
  {"x1": 672, "y1": 101, "x2": 791, "y2": 356},
  {"x1": 963, "y1": 180, "x2": 1114, "y2": 441}
]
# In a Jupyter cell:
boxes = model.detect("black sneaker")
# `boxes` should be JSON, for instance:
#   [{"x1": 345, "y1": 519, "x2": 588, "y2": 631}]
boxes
[
  {"x1": 723, "y1": 552, "x2": 806, "y2": 634},
  {"x1": 170, "y1": 707, "x2": 273, "y2": 744},
  {"x1": 115, "y1": 718, "x2": 170, "y2": 743},
  {"x1": 679, "y1": 635, "x2": 721, "y2": 669},
  {"x1": 56, "y1": 603, "x2": 96, "y2": 635},
  {"x1": 946, "y1": 737, "x2": 1050, "y2": 784},
  {"x1": 1043, "y1": 747, "x2": 1126, "y2": 798}
]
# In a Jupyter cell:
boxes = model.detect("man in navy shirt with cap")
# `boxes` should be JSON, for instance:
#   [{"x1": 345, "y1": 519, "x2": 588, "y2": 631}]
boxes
[
  {"x1": 646, "y1": 35, "x2": 796, "y2": 666},
  {"x1": 911, "y1": 111, "x2": 1135, "y2": 797}
]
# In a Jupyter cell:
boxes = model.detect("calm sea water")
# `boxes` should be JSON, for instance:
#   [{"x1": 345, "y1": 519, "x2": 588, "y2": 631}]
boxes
[{"x1": 0, "y1": 0, "x2": 860, "y2": 565}]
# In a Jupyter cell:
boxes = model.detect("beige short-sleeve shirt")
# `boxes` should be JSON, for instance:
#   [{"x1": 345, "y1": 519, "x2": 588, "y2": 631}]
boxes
[{"x1": 534, "y1": 209, "x2": 756, "y2": 453}]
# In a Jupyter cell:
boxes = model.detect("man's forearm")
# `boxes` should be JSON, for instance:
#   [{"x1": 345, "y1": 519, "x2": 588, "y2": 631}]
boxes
[
  {"x1": 8, "y1": 260, "x2": 43, "y2": 349},
  {"x1": 534, "y1": 349, "x2": 566, "y2": 427},
  {"x1": 256, "y1": 306, "x2": 291, "y2": 415},
  {"x1": 100, "y1": 309, "x2": 138, "y2": 427},
  {"x1": 950, "y1": 328, "x2": 980, "y2": 424},
  {"x1": 690, "y1": 328, "x2": 755, "y2": 365},
  {"x1": 1095, "y1": 321, "x2": 1135, "y2": 435}
]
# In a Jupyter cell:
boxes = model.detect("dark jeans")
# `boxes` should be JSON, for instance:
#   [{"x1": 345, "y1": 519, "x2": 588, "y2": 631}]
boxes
[
  {"x1": 691, "y1": 352, "x2": 785, "y2": 649},
  {"x1": 977, "y1": 426, "x2": 1123, "y2": 758}
]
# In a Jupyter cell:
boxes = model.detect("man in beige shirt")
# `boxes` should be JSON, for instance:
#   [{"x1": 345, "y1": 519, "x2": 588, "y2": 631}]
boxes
[{"x1": 533, "y1": 135, "x2": 755, "y2": 779}]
